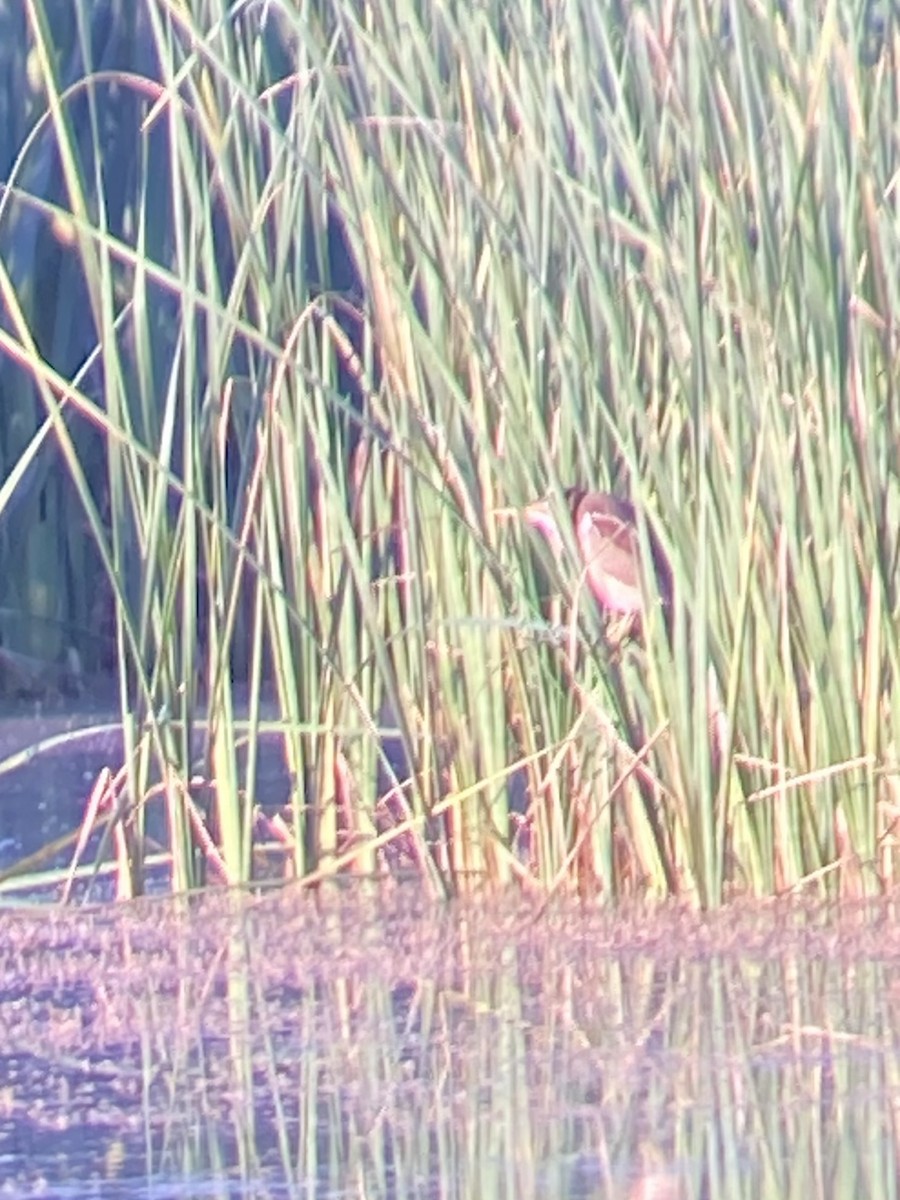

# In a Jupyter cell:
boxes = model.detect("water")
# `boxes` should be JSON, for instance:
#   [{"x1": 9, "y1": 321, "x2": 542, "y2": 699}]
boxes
[{"x1": 1, "y1": 888, "x2": 899, "y2": 1198}]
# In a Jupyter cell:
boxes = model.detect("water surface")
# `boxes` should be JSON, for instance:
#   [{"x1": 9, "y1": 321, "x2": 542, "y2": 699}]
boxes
[{"x1": 1, "y1": 888, "x2": 898, "y2": 1198}]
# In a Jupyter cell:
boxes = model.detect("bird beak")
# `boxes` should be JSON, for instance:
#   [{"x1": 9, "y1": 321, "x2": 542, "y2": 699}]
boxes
[
  {"x1": 491, "y1": 502, "x2": 554, "y2": 529},
  {"x1": 522, "y1": 498, "x2": 565, "y2": 558},
  {"x1": 522, "y1": 498, "x2": 552, "y2": 529},
  {"x1": 492, "y1": 500, "x2": 562, "y2": 552}
]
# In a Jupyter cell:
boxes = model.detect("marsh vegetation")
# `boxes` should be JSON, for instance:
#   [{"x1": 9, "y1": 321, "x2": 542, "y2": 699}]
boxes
[{"x1": 0, "y1": 0, "x2": 897, "y2": 906}]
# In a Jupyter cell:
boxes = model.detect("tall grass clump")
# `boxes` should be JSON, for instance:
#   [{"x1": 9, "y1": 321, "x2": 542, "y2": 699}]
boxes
[{"x1": 0, "y1": 0, "x2": 897, "y2": 905}]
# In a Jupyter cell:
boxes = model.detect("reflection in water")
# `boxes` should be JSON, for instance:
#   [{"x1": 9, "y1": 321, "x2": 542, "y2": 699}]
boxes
[{"x1": 0, "y1": 888, "x2": 899, "y2": 1197}]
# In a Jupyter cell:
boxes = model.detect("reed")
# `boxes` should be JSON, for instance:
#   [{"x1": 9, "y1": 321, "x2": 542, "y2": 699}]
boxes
[{"x1": 0, "y1": 0, "x2": 896, "y2": 905}]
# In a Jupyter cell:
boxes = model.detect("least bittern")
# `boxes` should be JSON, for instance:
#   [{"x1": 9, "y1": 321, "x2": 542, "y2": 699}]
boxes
[{"x1": 520, "y1": 487, "x2": 672, "y2": 618}]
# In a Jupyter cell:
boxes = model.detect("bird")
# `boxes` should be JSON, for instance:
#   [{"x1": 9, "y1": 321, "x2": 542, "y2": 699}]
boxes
[{"x1": 522, "y1": 487, "x2": 672, "y2": 617}]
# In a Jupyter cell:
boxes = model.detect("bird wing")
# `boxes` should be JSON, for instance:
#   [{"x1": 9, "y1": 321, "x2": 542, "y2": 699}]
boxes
[{"x1": 577, "y1": 508, "x2": 641, "y2": 591}]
